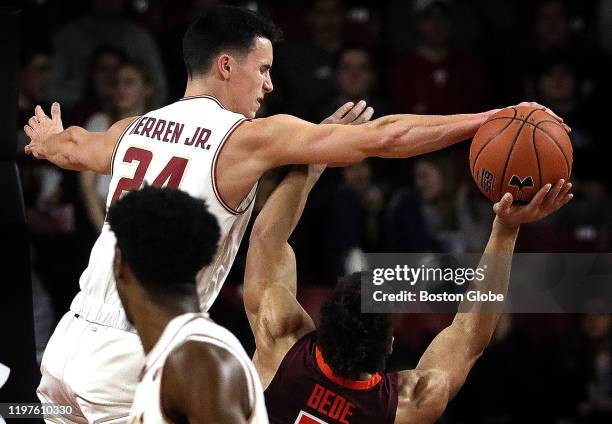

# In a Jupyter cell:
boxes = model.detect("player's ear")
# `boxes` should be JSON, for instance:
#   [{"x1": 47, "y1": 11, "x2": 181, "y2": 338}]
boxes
[{"x1": 216, "y1": 54, "x2": 232, "y2": 80}]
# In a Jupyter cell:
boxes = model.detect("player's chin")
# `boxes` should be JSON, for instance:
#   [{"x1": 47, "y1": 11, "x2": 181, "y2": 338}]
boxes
[{"x1": 248, "y1": 105, "x2": 260, "y2": 119}]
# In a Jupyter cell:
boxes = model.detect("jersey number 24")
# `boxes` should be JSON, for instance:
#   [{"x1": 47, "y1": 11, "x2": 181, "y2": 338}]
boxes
[{"x1": 111, "y1": 146, "x2": 188, "y2": 204}]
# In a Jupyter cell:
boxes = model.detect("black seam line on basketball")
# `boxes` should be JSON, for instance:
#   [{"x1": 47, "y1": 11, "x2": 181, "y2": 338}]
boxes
[
  {"x1": 499, "y1": 108, "x2": 540, "y2": 198},
  {"x1": 532, "y1": 123, "x2": 543, "y2": 197},
  {"x1": 470, "y1": 107, "x2": 518, "y2": 177},
  {"x1": 535, "y1": 122, "x2": 571, "y2": 177},
  {"x1": 535, "y1": 123, "x2": 571, "y2": 172}
]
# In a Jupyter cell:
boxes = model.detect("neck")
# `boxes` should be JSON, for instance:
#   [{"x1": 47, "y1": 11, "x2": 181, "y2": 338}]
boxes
[
  {"x1": 184, "y1": 76, "x2": 231, "y2": 110},
  {"x1": 131, "y1": 289, "x2": 200, "y2": 354},
  {"x1": 316, "y1": 345, "x2": 376, "y2": 382}
]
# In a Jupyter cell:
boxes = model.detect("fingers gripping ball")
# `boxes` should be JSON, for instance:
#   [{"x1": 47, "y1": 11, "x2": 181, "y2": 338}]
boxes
[{"x1": 469, "y1": 106, "x2": 573, "y2": 203}]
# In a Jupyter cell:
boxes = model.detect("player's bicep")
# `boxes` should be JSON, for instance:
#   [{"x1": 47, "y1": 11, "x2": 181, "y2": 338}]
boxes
[
  {"x1": 243, "y1": 115, "x2": 375, "y2": 168},
  {"x1": 78, "y1": 117, "x2": 137, "y2": 174},
  {"x1": 415, "y1": 324, "x2": 482, "y2": 400}
]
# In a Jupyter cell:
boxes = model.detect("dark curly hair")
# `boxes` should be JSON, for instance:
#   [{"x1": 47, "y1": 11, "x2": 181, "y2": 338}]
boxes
[
  {"x1": 107, "y1": 186, "x2": 221, "y2": 292},
  {"x1": 317, "y1": 272, "x2": 393, "y2": 380},
  {"x1": 183, "y1": 5, "x2": 282, "y2": 78}
]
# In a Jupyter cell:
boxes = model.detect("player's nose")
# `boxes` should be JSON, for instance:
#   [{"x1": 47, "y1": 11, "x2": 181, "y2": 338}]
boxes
[{"x1": 263, "y1": 77, "x2": 273, "y2": 93}]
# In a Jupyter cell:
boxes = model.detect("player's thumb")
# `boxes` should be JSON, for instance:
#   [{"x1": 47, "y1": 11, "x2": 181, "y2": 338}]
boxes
[{"x1": 493, "y1": 193, "x2": 512, "y2": 214}]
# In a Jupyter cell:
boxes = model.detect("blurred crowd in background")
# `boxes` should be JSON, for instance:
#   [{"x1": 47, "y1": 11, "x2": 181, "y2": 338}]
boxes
[{"x1": 16, "y1": 0, "x2": 612, "y2": 422}]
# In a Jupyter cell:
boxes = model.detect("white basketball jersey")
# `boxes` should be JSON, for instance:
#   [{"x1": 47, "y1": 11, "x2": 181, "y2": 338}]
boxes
[
  {"x1": 70, "y1": 96, "x2": 255, "y2": 331},
  {"x1": 129, "y1": 313, "x2": 268, "y2": 424}
]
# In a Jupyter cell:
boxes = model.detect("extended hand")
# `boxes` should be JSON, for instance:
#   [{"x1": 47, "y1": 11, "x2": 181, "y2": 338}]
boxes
[
  {"x1": 493, "y1": 179, "x2": 573, "y2": 229},
  {"x1": 23, "y1": 102, "x2": 64, "y2": 159},
  {"x1": 318, "y1": 100, "x2": 375, "y2": 171},
  {"x1": 321, "y1": 100, "x2": 374, "y2": 125},
  {"x1": 516, "y1": 101, "x2": 571, "y2": 133}
]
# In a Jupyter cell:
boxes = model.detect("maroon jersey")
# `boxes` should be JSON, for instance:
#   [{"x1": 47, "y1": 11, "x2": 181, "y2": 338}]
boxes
[{"x1": 264, "y1": 332, "x2": 399, "y2": 424}]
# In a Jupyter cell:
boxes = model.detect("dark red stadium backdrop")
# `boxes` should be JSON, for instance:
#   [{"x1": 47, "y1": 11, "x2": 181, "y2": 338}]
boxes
[{"x1": 0, "y1": 5, "x2": 40, "y2": 404}]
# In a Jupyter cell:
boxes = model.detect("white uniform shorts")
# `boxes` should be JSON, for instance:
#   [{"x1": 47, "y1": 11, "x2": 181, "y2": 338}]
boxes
[{"x1": 37, "y1": 312, "x2": 144, "y2": 423}]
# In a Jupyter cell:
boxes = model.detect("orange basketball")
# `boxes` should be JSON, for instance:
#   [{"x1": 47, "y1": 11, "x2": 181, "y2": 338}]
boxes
[{"x1": 469, "y1": 105, "x2": 573, "y2": 203}]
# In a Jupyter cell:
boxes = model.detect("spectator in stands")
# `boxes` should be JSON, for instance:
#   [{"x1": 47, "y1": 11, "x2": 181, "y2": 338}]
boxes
[
  {"x1": 525, "y1": 0, "x2": 606, "y2": 113},
  {"x1": 389, "y1": 0, "x2": 487, "y2": 114},
  {"x1": 47, "y1": 0, "x2": 167, "y2": 106},
  {"x1": 18, "y1": 41, "x2": 56, "y2": 362},
  {"x1": 79, "y1": 61, "x2": 159, "y2": 231},
  {"x1": 68, "y1": 45, "x2": 126, "y2": 127},
  {"x1": 528, "y1": 54, "x2": 612, "y2": 231},
  {"x1": 315, "y1": 43, "x2": 399, "y2": 184},
  {"x1": 576, "y1": 311, "x2": 612, "y2": 423},
  {"x1": 384, "y1": 153, "x2": 492, "y2": 253},
  {"x1": 559, "y1": 306, "x2": 612, "y2": 423},
  {"x1": 328, "y1": 160, "x2": 385, "y2": 275},
  {"x1": 272, "y1": 0, "x2": 346, "y2": 118},
  {"x1": 534, "y1": 55, "x2": 594, "y2": 148},
  {"x1": 19, "y1": 43, "x2": 53, "y2": 137},
  {"x1": 18, "y1": 42, "x2": 88, "y2": 349},
  {"x1": 314, "y1": 43, "x2": 391, "y2": 121}
]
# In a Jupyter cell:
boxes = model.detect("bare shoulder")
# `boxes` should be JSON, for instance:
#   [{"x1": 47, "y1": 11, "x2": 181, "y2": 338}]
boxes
[
  {"x1": 394, "y1": 369, "x2": 450, "y2": 424},
  {"x1": 232, "y1": 114, "x2": 310, "y2": 142},
  {"x1": 162, "y1": 340, "x2": 250, "y2": 423},
  {"x1": 109, "y1": 116, "x2": 139, "y2": 134}
]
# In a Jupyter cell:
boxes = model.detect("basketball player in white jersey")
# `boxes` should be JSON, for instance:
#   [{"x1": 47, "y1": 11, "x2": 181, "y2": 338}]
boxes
[
  {"x1": 106, "y1": 186, "x2": 266, "y2": 424},
  {"x1": 23, "y1": 5, "x2": 567, "y2": 422}
]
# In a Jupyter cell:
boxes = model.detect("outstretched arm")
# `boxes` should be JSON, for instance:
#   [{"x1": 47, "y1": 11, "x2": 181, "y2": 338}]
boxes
[
  {"x1": 243, "y1": 165, "x2": 320, "y2": 388},
  {"x1": 394, "y1": 180, "x2": 573, "y2": 424},
  {"x1": 24, "y1": 103, "x2": 135, "y2": 174},
  {"x1": 235, "y1": 102, "x2": 569, "y2": 170},
  {"x1": 244, "y1": 102, "x2": 373, "y2": 388}
]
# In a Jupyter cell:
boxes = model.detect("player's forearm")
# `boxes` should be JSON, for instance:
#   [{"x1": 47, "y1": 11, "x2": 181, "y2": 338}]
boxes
[
  {"x1": 250, "y1": 166, "x2": 319, "y2": 247},
  {"x1": 452, "y1": 218, "x2": 519, "y2": 353},
  {"x1": 371, "y1": 111, "x2": 494, "y2": 159},
  {"x1": 245, "y1": 167, "x2": 316, "y2": 316},
  {"x1": 41, "y1": 126, "x2": 90, "y2": 171}
]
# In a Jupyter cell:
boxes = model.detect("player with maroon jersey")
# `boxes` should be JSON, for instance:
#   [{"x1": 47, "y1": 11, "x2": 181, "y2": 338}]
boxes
[{"x1": 244, "y1": 164, "x2": 572, "y2": 423}]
